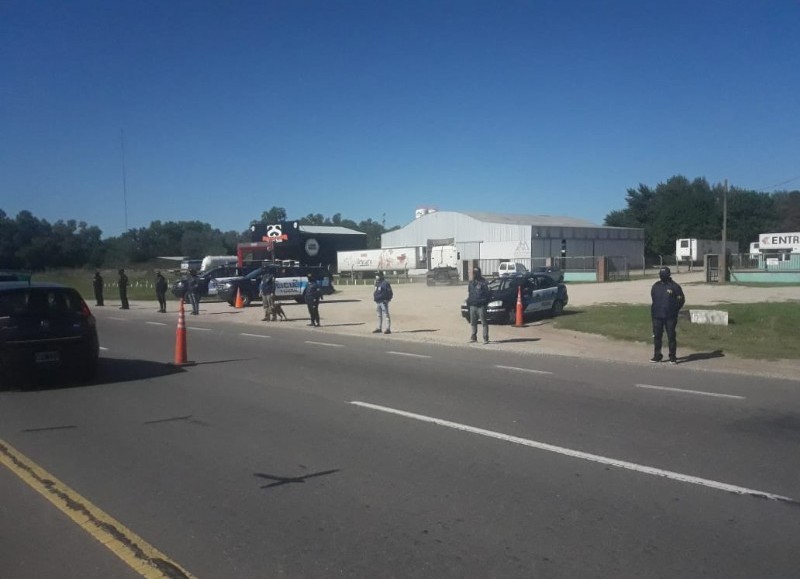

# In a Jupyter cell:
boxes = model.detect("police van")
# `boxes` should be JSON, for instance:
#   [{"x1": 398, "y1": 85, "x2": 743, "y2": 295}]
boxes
[{"x1": 215, "y1": 262, "x2": 335, "y2": 307}]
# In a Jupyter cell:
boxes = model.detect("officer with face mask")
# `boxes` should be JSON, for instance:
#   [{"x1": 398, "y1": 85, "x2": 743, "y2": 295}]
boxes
[{"x1": 650, "y1": 266, "x2": 685, "y2": 364}]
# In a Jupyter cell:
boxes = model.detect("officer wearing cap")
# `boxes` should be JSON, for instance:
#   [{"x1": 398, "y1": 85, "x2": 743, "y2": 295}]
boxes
[{"x1": 650, "y1": 266, "x2": 685, "y2": 363}]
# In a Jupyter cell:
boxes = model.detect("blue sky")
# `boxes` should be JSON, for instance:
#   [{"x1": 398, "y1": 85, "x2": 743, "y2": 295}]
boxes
[{"x1": 2, "y1": 1, "x2": 798, "y2": 238}]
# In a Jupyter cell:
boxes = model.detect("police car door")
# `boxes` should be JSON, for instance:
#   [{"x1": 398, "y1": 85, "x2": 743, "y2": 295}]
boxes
[{"x1": 525, "y1": 276, "x2": 556, "y2": 314}]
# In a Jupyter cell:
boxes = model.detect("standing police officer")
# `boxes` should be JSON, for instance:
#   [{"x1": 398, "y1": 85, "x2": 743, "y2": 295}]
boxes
[
  {"x1": 650, "y1": 266, "x2": 685, "y2": 364},
  {"x1": 118, "y1": 269, "x2": 129, "y2": 309},
  {"x1": 93, "y1": 271, "x2": 104, "y2": 306},
  {"x1": 187, "y1": 269, "x2": 201, "y2": 315},
  {"x1": 466, "y1": 266, "x2": 490, "y2": 344},
  {"x1": 304, "y1": 273, "x2": 322, "y2": 327},
  {"x1": 260, "y1": 267, "x2": 276, "y2": 321},
  {"x1": 155, "y1": 271, "x2": 168, "y2": 313},
  {"x1": 372, "y1": 271, "x2": 393, "y2": 334}
]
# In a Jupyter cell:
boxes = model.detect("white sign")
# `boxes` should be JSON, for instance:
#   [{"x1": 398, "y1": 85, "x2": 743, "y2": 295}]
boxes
[
  {"x1": 759, "y1": 232, "x2": 800, "y2": 250},
  {"x1": 305, "y1": 237, "x2": 320, "y2": 257}
]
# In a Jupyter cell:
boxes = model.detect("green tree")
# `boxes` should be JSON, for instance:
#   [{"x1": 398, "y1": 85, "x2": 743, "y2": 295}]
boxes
[{"x1": 258, "y1": 207, "x2": 287, "y2": 224}]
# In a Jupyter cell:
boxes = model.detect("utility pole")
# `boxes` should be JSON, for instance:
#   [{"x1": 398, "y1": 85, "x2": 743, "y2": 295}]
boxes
[
  {"x1": 720, "y1": 179, "x2": 728, "y2": 284},
  {"x1": 120, "y1": 129, "x2": 129, "y2": 232}
]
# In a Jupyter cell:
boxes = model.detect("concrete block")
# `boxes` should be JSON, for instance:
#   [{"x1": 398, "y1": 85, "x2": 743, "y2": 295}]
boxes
[{"x1": 689, "y1": 309, "x2": 729, "y2": 325}]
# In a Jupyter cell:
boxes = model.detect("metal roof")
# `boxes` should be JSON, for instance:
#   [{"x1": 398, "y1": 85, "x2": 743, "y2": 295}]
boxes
[
  {"x1": 298, "y1": 225, "x2": 366, "y2": 236},
  {"x1": 458, "y1": 211, "x2": 600, "y2": 227}
]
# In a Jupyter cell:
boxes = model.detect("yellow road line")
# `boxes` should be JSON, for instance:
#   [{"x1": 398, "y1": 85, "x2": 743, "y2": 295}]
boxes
[{"x1": 0, "y1": 438, "x2": 198, "y2": 579}]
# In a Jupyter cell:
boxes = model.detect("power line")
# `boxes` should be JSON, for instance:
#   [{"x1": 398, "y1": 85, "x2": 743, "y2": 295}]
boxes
[{"x1": 754, "y1": 175, "x2": 800, "y2": 192}]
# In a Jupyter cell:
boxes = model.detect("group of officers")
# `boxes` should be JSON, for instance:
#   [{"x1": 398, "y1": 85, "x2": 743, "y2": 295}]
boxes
[{"x1": 91, "y1": 265, "x2": 687, "y2": 362}]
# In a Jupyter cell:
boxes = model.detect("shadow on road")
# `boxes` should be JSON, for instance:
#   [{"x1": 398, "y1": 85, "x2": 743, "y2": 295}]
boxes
[
  {"x1": 680, "y1": 350, "x2": 725, "y2": 364},
  {"x1": 254, "y1": 469, "x2": 341, "y2": 489},
  {"x1": 3, "y1": 357, "x2": 187, "y2": 392}
]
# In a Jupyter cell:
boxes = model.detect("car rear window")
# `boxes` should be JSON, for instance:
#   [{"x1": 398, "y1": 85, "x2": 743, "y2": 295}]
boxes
[{"x1": 0, "y1": 288, "x2": 84, "y2": 317}]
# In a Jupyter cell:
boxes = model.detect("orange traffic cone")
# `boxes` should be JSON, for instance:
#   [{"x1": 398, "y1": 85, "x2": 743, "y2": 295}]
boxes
[
  {"x1": 513, "y1": 285, "x2": 524, "y2": 327},
  {"x1": 234, "y1": 287, "x2": 244, "y2": 309},
  {"x1": 172, "y1": 298, "x2": 194, "y2": 366}
]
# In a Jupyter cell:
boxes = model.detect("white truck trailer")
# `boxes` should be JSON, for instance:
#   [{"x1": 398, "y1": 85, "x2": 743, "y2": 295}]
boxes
[
  {"x1": 336, "y1": 247, "x2": 420, "y2": 277},
  {"x1": 426, "y1": 244, "x2": 461, "y2": 285},
  {"x1": 675, "y1": 239, "x2": 738, "y2": 265}
]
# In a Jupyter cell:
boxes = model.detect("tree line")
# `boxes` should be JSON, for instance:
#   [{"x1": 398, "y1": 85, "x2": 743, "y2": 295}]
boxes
[
  {"x1": 604, "y1": 175, "x2": 800, "y2": 258},
  {"x1": 0, "y1": 206, "x2": 397, "y2": 271},
  {"x1": 3, "y1": 179, "x2": 798, "y2": 270}
]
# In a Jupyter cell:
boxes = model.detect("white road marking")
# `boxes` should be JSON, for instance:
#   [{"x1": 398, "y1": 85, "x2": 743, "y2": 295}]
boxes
[
  {"x1": 349, "y1": 401, "x2": 794, "y2": 504},
  {"x1": 495, "y1": 364, "x2": 553, "y2": 375},
  {"x1": 99, "y1": 347, "x2": 109, "y2": 351},
  {"x1": 187, "y1": 326, "x2": 211, "y2": 331},
  {"x1": 387, "y1": 351, "x2": 431, "y2": 359},
  {"x1": 241, "y1": 333, "x2": 271, "y2": 339},
  {"x1": 636, "y1": 384, "x2": 745, "y2": 400},
  {"x1": 108, "y1": 317, "x2": 126, "y2": 321},
  {"x1": 146, "y1": 321, "x2": 167, "y2": 326},
  {"x1": 305, "y1": 341, "x2": 344, "y2": 348}
]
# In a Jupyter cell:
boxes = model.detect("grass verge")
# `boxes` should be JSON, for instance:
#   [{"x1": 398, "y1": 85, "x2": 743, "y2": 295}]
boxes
[{"x1": 553, "y1": 302, "x2": 800, "y2": 361}]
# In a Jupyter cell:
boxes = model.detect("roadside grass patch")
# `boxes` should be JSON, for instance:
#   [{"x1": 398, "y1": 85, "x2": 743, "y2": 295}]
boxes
[{"x1": 554, "y1": 302, "x2": 800, "y2": 360}]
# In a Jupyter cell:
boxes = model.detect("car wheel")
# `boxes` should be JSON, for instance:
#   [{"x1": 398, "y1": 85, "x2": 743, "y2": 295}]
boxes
[
  {"x1": 240, "y1": 293, "x2": 252, "y2": 307},
  {"x1": 550, "y1": 300, "x2": 564, "y2": 316},
  {"x1": 227, "y1": 300, "x2": 235, "y2": 307}
]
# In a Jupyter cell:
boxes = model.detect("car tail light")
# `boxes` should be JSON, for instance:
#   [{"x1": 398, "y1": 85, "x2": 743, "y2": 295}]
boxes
[{"x1": 79, "y1": 300, "x2": 93, "y2": 318}]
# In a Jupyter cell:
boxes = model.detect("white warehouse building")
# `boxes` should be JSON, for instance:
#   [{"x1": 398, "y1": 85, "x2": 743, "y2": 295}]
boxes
[{"x1": 382, "y1": 210, "x2": 645, "y2": 281}]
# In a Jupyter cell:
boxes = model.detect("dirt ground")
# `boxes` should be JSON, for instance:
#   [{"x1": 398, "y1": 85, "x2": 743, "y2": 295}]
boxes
[{"x1": 129, "y1": 271, "x2": 800, "y2": 381}]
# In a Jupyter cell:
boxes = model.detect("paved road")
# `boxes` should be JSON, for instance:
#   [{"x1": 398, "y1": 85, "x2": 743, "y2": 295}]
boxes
[{"x1": 2, "y1": 308, "x2": 799, "y2": 578}]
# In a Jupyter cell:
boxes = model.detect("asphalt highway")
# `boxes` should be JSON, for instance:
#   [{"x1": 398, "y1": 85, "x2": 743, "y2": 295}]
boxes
[{"x1": 2, "y1": 307, "x2": 799, "y2": 578}]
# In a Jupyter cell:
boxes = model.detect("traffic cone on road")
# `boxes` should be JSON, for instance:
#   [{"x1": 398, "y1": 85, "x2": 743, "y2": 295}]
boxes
[
  {"x1": 234, "y1": 287, "x2": 244, "y2": 309},
  {"x1": 172, "y1": 298, "x2": 194, "y2": 366},
  {"x1": 513, "y1": 285, "x2": 524, "y2": 327}
]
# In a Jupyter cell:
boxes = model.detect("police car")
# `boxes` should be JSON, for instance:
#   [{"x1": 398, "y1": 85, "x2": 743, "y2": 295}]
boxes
[
  {"x1": 460, "y1": 272, "x2": 569, "y2": 324},
  {"x1": 216, "y1": 264, "x2": 335, "y2": 307}
]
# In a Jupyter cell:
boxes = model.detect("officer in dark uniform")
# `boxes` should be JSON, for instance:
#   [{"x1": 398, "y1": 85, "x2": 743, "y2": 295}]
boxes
[
  {"x1": 155, "y1": 271, "x2": 168, "y2": 313},
  {"x1": 93, "y1": 271, "x2": 104, "y2": 306},
  {"x1": 118, "y1": 269, "x2": 129, "y2": 309},
  {"x1": 304, "y1": 273, "x2": 322, "y2": 327},
  {"x1": 187, "y1": 269, "x2": 201, "y2": 315},
  {"x1": 650, "y1": 266, "x2": 685, "y2": 364}
]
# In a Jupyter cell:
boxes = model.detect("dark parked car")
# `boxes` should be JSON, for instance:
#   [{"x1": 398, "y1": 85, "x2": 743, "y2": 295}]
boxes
[
  {"x1": 0, "y1": 282, "x2": 99, "y2": 387},
  {"x1": 217, "y1": 264, "x2": 335, "y2": 307},
  {"x1": 171, "y1": 264, "x2": 258, "y2": 300},
  {"x1": 460, "y1": 273, "x2": 568, "y2": 324}
]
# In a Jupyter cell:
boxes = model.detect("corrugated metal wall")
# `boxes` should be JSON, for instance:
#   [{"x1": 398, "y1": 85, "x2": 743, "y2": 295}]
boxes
[{"x1": 383, "y1": 211, "x2": 645, "y2": 269}]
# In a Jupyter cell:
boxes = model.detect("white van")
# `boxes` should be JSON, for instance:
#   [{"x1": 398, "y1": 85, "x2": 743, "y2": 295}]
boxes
[
  {"x1": 497, "y1": 262, "x2": 528, "y2": 276},
  {"x1": 200, "y1": 255, "x2": 237, "y2": 272}
]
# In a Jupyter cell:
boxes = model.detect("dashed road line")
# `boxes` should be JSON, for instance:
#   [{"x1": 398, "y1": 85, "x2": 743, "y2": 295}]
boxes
[
  {"x1": 186, "y1": 327, "x2": 211, "y2": 331},
  {"x1": 635, "y1": 384, "x2": 745, "y2": 400},
  {"x1": 99, "y1": 347, "x2": 109, "y2": 351},
  {"x1": 349, "y1": 401, "x2": 795, "y2": 504},
  {"x1": 108, "y1": 317, "x2": 126, "y2": 321},
  {"x1": 387, "y1": 351, "x2": 431, "y2": 359},
  {"x1": 241, "y1": 333, "x2": 271, "y2": 339},
  {"x1": 305, "y1": 341, "x2": 344, "y2": 348},
  {"x1": 495, "y1": 364, "x2": 553, "y2": 375},
  {"x1": 146, "y1": 321, "x2": 167, "y2": 326}
]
